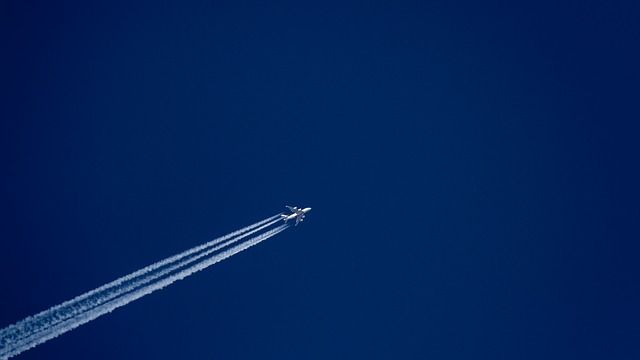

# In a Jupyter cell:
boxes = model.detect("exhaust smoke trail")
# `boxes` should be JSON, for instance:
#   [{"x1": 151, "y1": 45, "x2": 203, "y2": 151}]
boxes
[
  {"x1": 4, "y1": 225, "x2": 289, "y2": 359},
  {"x1": 0, "y1": 217, "x2": 288, "y2": 359},
  {"x1": 4, "y1": 217, "x2": 283, "y2": 351},
  {"x1": 0, "y1": 214, "x2": 280, "y2": 343},
  {"x1": 4, "y1": 217, "x2": 283, "y2": 352}
]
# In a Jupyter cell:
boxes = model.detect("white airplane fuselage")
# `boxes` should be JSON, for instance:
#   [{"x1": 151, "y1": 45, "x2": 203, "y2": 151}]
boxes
[
  {"x1": 282, "y1": 207, "x2": 311, "y2": 220},
  {"x1": 281, "y1": 206, "x2": 312, "y2": 225}
]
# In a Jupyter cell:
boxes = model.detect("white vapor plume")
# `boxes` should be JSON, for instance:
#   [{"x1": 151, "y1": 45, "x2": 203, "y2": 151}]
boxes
[
  {"x1": 0, "y1": 214, "x2": 280, "y2": 344},
  {"x1": 2, "y1": 217, "x2": 282, "y2": 354},
  {"x1": 0, "y1": 216, "x2": 288, "y2": 359}
]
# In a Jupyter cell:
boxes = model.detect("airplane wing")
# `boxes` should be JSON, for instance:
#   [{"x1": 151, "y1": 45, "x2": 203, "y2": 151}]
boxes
[
  {"x1": 295, "y1": 216, "x2": 302, "y2": 226},
  {"x1": 287, "y1": 206, "x2": 305, "y2": 215}
]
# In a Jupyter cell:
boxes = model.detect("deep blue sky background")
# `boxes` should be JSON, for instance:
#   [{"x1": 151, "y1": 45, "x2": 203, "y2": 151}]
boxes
[{"x1": 1, "y1": 1, "x2": 639, "y2": 359}]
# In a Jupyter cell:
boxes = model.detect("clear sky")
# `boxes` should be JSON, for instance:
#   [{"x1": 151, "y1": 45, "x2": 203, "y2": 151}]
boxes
[{"x1": 1, "y1": 1, "x2": 639, "y2": 359}]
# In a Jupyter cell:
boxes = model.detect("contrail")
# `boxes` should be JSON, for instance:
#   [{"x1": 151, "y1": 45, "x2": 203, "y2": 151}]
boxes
[
  {"x1": 0, "y1": 218, "x2": 288, "y2": 359},
  {"x1": 4, "y1": 225, "x2": 289, "y2": 359},
  {"x1": 0, "y1": 214, "x2": 280, "y2": 345},
  {"x1": 3, "y1": 217, "x2": 283, "y2": 352}
]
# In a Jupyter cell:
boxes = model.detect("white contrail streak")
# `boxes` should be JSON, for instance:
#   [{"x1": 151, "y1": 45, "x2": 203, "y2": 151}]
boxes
[
  {"x1": 0, "y1": 214, "x2": 280, "y2": 344},
  {"x1": 0, "y1": 218, "x2": 287, "y2": 359},
  {"x1": 2, "y1": 217, "x2": 283, "y2": 353},
  {"x1": 5, "y1": 224, "x2": 289, "y2": 359}
]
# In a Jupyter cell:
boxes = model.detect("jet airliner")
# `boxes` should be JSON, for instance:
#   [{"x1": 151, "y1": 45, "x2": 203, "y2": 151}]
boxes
[{"x1": 281, "y1": 206, "x2": 312, "y2": 226}]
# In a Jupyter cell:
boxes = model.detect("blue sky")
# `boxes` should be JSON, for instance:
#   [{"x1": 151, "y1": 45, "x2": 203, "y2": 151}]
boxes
[{"x1": 1, "y1": 1, "x2": 639, "y2": 359}]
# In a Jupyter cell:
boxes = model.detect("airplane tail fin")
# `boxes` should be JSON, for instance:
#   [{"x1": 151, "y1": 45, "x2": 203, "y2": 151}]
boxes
[{"x1": 281, "y1": 214, "x2": 288, "y2": 222}]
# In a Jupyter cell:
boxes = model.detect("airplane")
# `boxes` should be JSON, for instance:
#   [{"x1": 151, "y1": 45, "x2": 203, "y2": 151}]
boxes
[{"x1": 281, "y1": 206, "x2": 312, "y2": 226}]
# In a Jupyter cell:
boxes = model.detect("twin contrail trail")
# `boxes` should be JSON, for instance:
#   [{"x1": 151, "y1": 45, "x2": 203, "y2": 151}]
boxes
[{"x1": 0, "y1": 214, "x2": 289, "y2": 359}]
